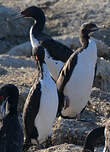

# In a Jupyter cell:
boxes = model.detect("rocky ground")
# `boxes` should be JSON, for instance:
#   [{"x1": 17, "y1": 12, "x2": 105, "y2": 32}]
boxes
[{"x1": 1, "y1": 0, "x2": 110, "y2": 151}]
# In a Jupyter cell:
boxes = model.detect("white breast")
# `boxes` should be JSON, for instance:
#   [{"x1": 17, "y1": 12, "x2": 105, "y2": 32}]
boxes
[
  {"x1": 34, "y1": 64, "x2": 58, "y2": 143},
  {"x1": 44, "y1": 49, "x2": 64, "y2": 81},
  {"x1": 30, "y1": 27, "x2": 64, "y2": 81},
  {"x1": 61, "y1": 38, "x2": 97, "y2": 117}
]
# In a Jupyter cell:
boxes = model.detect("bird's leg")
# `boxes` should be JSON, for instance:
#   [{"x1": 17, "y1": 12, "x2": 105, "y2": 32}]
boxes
[
  {"x1": 36, "y1": 139, "x2": 40, "y2": 146},
  {"x1": 45, "y1": 136, "x2": 52, "y2": 148},
  {"x1": 76, "y1": 106, "x2": 86, "y2": 120},
  {"x1": 34, "y1": 138, "x2": 45, "y2": 149},
  {"x1": 64, "y1": 95, "x2": 69, "y2": 109},
  {"x1": 23, "y1": 138, "x2": 31, "y2": 151},
  {"x1": 75, "y1": 107, "x2": 95, "y2": 124}
]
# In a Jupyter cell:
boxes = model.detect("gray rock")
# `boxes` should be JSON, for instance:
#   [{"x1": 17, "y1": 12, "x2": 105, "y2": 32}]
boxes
[
  {"x1": 27, "y1": 144, "x2": 103, "y2": 152},
  {"x1": 51, "y1": 118, "x2": 98, "y2": 146},
  {"x1": 38, "y1": 144, "x2": 82, "y2": 152},
  {"x1": 1, "y1": 0, "x2": 110, "y2": 54},
  {"x1": 8, "y1": 41, "x2": 32, "y2": 57},
  {"x1": 0, "y1": 66, "x2": 7, "y2": 75},
  {"x1": 0, "y1": 5, "x2": 32, "y2": 54},
  {"x1": 0, "y1": 54, "x2": 35, "y2": 68},
  {"x1": 94, "y1": 58, "x2": 110, "y2": 92}
]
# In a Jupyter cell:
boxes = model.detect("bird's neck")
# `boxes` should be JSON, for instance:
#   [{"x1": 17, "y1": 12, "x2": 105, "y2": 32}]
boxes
[
  {"x1": 36, "y1": 60, "x2": 51, "y2": 81},
  {"x1": 32, "y1": 17, "x2": 45, "y2": 35},
  {"x1": 80, "y1": 31, "x2": 89, "y2": 49},
  {"x1": 6, "y1": 96, "x2": 18, "y2": 115},
  {"x1": 35, "y1": 60, "x2": 45, "y2": 79}
]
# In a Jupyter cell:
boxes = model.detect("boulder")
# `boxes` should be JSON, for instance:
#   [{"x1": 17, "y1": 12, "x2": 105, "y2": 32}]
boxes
[
  {"x1": 27, "y1": 143, "x2": 103, "y2": 152},
  {"x1": 36, "y1": 144, "x2": 82, "y2": 152},
  {"x1": 0, "y1": 66, "x2": 7, "y2": 75},
  {"x1": 8, "y1": 41, "x2": 32, "y2": 57},
  {"x1": 94, "y1": 58, "x2": 110, "y2": 92},
  {"x1": 0, "y1": 5, "x2": 31, "y2": 53}
]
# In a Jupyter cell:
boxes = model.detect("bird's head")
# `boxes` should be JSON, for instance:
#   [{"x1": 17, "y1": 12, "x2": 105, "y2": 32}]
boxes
[
  {"x1": 0, "y1": 84, "x2": 19, "y2": 116},
  {"x1": 80, "y1": 22, "x2": 100, "y2": 35}
]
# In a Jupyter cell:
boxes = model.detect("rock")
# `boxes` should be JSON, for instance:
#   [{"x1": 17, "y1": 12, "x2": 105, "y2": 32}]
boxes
[
  {"x1": 54, "y1": 35, "x2": 75, "y2": 49},
  {"x1": 51, "y1": 118, "x2": 98, "y2": 146},
  {"x1": 8, "y1": 41, "x2": 32, "y2": 57},
  {"x1": 91, "y1": 87, "x2": 110, "y2": 102},
  {"x1": 27, "y1": 143, "x2": 103, "y2": 152},
  {"x1": 0, "y1": 66, "x2": 7, "y2": 75},
  {"x1": 0, "y1": 5, "x2": 31, "y2": 53},
  {"x1": 94, "y1": 58, "x2": 110, "y2": 92},
  {"x1": 37, "y1": 144, "x2": 82, "y2": 152},
  {"x1": 0, "y1": 54, "x2": 35, "y2": 68},
  {"x1": 89, "y1": 87, "x2": 110, "y2": 122},
  {"x1": 1, "y1": 0, "x2": 110, "y2": 54},
  {"x1": 95, "y1": 39, "x2": 110, "y2": 60}
]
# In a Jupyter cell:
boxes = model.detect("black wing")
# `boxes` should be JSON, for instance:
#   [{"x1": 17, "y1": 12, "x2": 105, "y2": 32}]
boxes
[
  {"x1": 35, "y1": 32, "x2": 73, "y2": 62},
  {"x1": 56, "y1": 52, "x2": 78, "y2": 93},
  {"x1": 0, "y1": 121, "x2": 6, "y2": 152},
  {"x1": 56, "y1": 52, "x2": 78, "y2": 117},
  {"x1": 42, "y1": 39, "x2": 73, "y2": 62},
  {"x1": 23, "y1": 81, "x2": 41, "y2": 141},
  {"x1": 0, "y1": 115, "x2": 23, "y2": 152}
]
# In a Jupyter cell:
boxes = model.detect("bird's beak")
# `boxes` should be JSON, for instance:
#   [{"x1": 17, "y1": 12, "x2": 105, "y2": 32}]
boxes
[
  {"x1": 91, "y1": 25, "x2": 105, "y2": 32},
  {"x1": 91, "y1": 27, "x2": 99, "y2": 32},
  {"x1": 7, "y1": 13, "x2": 25, "y2": 22},
  {"x1": 98, "y1": 25, "x2": 106, "y2": 30},
  {"x1": 13, "y1": 13, "x2": 25, "y2": 20}
]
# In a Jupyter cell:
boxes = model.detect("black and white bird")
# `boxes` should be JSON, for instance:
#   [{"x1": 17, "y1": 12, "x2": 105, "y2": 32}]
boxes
[
  {"x1": 14, "y1": 6, "x2": 73, "y2": 81},
  {"x1": 22, "y1": 33, "x2": 58, "y2": 148},
  {"x1": 82, "y1": 119, "x2": 110, "y2": 152},
  {"x1": 56, "y1": 22, "x2": 102, "y2": 118},
  {"x1": 0, "y1": 84, "x2": 24, "y2": 152},
  {"x1": 12, "y1": 7, "x2": 103, "y2": 119}
]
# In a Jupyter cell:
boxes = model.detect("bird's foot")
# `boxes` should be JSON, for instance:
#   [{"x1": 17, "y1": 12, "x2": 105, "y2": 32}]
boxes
[
  {"x1": 23, "y1": 139, "x2": 31, "y2": 152},
  {"x1": 64, "y1": 95, "x2": 69, "y2": 110},
  {"x1": 45, "y1": 136, "x2": 52, "y2": 148},
  {"x1": 76, "y1": 113, "x2": 95, "y2": 124}
]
